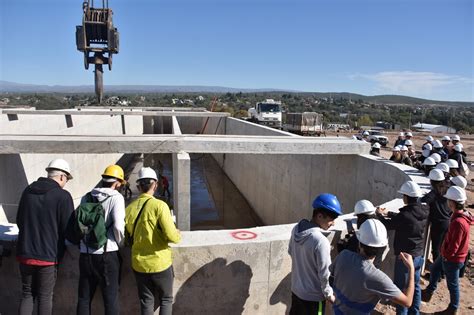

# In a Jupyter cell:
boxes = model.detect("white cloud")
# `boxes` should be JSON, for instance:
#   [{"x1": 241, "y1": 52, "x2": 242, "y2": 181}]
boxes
[{"x1": 349, "y1": 71, "x2": 473, "y2": 96}]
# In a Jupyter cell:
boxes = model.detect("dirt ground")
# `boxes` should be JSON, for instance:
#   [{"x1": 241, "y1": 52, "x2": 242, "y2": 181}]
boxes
[{"x1": 327, "y1": 130, "x2": 474, "y2": 314}]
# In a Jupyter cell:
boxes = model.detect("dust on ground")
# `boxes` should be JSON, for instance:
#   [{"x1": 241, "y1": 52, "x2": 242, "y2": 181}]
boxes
[{"x1": 326, "y1": 130, "x2": 474, "y2": 314}]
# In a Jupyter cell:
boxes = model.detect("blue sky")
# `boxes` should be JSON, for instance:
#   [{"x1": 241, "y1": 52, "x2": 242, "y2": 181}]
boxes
[{"x1": 0, "y1": 0, "x2": 473, "y2": 101}]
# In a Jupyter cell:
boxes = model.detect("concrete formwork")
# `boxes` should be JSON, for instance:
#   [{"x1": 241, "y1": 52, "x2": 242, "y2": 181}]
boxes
[
  {"x1": 0, "y1": 109, "x2": 431, "y2": 314},
  {"x1": 0, "y1": 111, "x2": 143, "y2": 221}
]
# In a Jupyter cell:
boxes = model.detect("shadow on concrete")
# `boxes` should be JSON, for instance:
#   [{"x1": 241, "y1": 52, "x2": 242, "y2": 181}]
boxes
[
  {"x1": 269, "y1": 272, "x2": 291, "y2": 313},
  {"x1": 0, "y1": 154, "x2": 28, "y2": 223},
  {"x1": 173, "y1": 258, "x2": 253, "y2": 314}
]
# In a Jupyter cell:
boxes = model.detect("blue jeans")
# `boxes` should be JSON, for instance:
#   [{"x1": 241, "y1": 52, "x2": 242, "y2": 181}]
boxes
[
  {"x1": 426, "y1": 256, "x2": 464, "y2": 310},
  {"x1": 394, "y1": 255, "x2": 424, "y2": 315}
]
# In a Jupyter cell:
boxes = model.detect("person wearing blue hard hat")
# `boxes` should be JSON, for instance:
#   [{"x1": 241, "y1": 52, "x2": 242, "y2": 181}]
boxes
[{"x1": 288, "y1": 193, "x2": 342, "y2": 315}]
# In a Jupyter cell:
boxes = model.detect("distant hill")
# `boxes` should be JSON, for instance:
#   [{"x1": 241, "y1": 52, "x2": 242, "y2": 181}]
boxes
[
  {"x1": 0, "y1": 80, "x2": 292, "y2": 94},
  {"x1": 1, "y1": 80, "x2": 472, "y2": 107}
]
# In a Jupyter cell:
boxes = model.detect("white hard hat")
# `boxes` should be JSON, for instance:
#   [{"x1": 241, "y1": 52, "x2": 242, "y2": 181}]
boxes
[
  {"x1": 422, "y1": 149, "x2": 431, "y2": 158},
  {"x1": 404, "y1": 140, "x2": 413, "y2": 146},
  {"x1": 429, "y1": 169, "x2": 445, "y2": 181},
  {"x1": 137, "y1": 167, "x2": 158, "y2": 182},
  {"x1": 451, "y1": 176, "x2": 467, "y2": 189},
  {"x1": 442, "y1": 136, "x2": 451, "y2": 141},
  {"x1": 444, "y1": 186, "x2": 467, "y2": 204},
  {"x1": 356, "y1": 219, "x2": 388, "y2": 247},
  {"x1": 398, "y1": 180, "x2": 422, "y2": 198},
  {"x1": 45, "y1": 159, "x2": 73, "y2": 179},
  {"x1": 454, "y1": 144, "x2": 463, "y2": 152},
  {"x1": 399, "y1": 132, "x2": 404, "y2": 137},
  {"x1": 405, "y1": 132, "x2": 413, "y2": 137},
  {"x1": 372, "y1": 142, "x2": 381, "y2": 149},
  {"x1": 423, "y1": 157, "x2": 436, "y2": 166},
  {"x1": 363, "y1": 131, "x2": 369, "y2": 136},
  {"x1": 424, "y1": 143, "x2": 433, "y2": 151},
  {"x1": 435, "y1": 163, "x2": 449, "y2": 173},
  {"x1": 401, "y1": 146, "x2": 408, "y2": 151},
  {"x1": 446, "y1": 159, "x2": 459, "y2": 169},
  {"x1": 393, "y1": 146, "x2": 400, "y2": 152},
  {"x1": 452, "y1": 135, "x2": 460, "y2": 141},
  {"x1": 354, "y1": 200, "x2": 376, "y2": 215},
  {"x1": 433, "y1": 140, "x2": 443, "y2": 149},
  {"x1": 430, "y1": 153, "x2": 441, "y2": 163},
  {"x1": 426, "y1": 135, "x2": 434, "y2": 142}
]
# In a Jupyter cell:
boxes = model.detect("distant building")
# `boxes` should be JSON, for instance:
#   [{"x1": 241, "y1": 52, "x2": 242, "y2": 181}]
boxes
[
  {"x1": 412, "y1": 122, "x2": 456, "y2": 134},
  {"x1": 327, "y1": 123, "x2": 350, "y2": 130},
  {"x1": 376, "y1": 121, "x2": 401, "y2": 130}
]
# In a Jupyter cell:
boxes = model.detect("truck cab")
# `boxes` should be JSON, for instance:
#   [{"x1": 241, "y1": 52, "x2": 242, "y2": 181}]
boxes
[{"x1": 248, "y1": 99, "x2": 282, "y2": 128}]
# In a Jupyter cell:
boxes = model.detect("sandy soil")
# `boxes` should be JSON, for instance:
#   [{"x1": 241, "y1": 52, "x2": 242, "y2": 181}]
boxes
[{"x1": 327, "y1": 131, "x2": 474, "y2": 314}]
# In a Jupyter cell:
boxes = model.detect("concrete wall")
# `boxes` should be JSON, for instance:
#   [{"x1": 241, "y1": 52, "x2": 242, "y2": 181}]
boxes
[
  {"x1": 0, "y1": 110, "x2": 143, "y2": 222},
  {"x1": 213, "y1": 118, "x2": 429, "y2": 224}
]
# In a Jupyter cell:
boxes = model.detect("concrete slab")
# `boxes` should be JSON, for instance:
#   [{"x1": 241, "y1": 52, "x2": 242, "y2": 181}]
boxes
[{"x1": 1, "y1": 109, "x2": 230, "y2": 117}]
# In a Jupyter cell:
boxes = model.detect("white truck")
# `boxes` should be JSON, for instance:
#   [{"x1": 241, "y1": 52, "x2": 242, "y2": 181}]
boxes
[
  {"x1": 248, "y1": 99, "x2": 282, "y2": 128},
  {"x1": 282, "y1": 112, "x2": 324, "y2": 135}
]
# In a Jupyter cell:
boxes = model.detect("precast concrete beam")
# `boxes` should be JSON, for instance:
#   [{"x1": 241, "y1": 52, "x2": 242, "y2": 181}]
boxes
[
  {"x1": 75, "y1": 106, "x2": 207, "y2": 111},
  {"x1": 0, "y1": 135, "x2": 369, "y2": 155},
  {"x1": 1, "y1": 109, "x2": 229, "y2": 117},
  {"x1": 173, "y1": 152, "x2": 191, "y2": 231}
]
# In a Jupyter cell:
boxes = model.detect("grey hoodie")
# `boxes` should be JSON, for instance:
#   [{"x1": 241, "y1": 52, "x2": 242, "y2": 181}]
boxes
[
  {"x1": 288, "y1": 219, "x2": 333, "y2": 301},
  {"x1": 79, "y1": 187, "x2": 125, "y2": 254}
]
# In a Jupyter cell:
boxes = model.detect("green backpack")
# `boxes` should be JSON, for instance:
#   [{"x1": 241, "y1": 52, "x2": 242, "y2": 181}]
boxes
[{"x1": 66, "y1": 193, "x2": 111, "y2": 250}]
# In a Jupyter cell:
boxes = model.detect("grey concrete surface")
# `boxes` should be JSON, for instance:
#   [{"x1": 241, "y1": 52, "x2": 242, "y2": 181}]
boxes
[{"x1": 2, "y1": 109, "x2": 230, "y2": 117}]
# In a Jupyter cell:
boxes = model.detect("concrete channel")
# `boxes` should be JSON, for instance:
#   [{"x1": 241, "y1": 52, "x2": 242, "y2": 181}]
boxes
[{"x1": 0, "y1": 108, "x2": 430, "y2": 314}]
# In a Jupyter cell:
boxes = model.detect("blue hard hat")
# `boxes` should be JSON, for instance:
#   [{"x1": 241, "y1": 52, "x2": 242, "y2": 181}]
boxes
[{"x1": 312, "y1": 193, "x2": 342, "y2": 216}]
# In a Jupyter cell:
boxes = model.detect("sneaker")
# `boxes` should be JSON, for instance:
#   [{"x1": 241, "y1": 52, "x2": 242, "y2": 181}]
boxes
[
  {"x1": 421, "y1": 289, "x2": 433, "y2": 302},
  {"x1": 434, "y1": 305, "x2": 457, "y2": 315}
]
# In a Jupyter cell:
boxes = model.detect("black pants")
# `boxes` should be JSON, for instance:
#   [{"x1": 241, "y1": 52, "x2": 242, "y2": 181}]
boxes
[
  {"x1": 134, "y1": 266, "x2": 174, "y2": 315},
  {"x1": 289, "y1": 292, "x2": 326, "y2": 315},
  {"x1": 431, "y1": 222, "x2": 449, "y2": 262},
  {"x1": 19, "y1": 264, "x2": 57, "y2": 315},
  {"x1": 77, "y1": 252, "x2": 120, "y2": 315}
]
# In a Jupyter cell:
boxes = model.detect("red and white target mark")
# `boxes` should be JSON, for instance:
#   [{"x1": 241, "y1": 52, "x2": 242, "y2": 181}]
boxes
[{"x1": 230, "y1": 230, "x2": 258, "y2": 240}]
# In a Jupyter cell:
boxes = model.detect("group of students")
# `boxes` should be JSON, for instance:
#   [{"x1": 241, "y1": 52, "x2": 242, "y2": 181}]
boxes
[
  {"x1": 383, "y1": 133, "x2": 469, "y2": 176},
  {"x1": 289, "y1": 178, "x2": 471, "y2": 314},
  {"x1": 16, "y1": 159, "x2": 180, "y2": 315}
]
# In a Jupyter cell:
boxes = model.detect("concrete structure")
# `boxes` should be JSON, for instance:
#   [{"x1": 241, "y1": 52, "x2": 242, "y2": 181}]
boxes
[{"x1": 0, "y1": 108, "x2": 431, "y2": 314}]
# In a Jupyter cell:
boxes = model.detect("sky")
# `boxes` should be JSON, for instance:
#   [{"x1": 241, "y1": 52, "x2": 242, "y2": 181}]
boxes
[{"x1": 0, "y1": 0, "x2": 473, "y2": 101}]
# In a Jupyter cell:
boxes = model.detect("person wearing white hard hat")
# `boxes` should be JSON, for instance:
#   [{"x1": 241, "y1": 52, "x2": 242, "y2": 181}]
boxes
[
  {"x1": 422, "y1": 135, "x2": 434, "y2": 151},
  {"x1": 337, "y1": 200, "x2": 377, "y2": 254},
  {"x1": 390, "y1": 146, "x2": 402, "y2": 163},
  {"x1": 450, "y1": 176, "x2": 467, "y2": 189},
  {"x1": 331, "y1": 219, "x2": 415, "y2": 314},
  {"x1": 125, "y1": 167, "x2": 181, "y2": 315},
  {"x1": 449, "y1": 144, "x2": 469, "y2": 177},
  {"x1": 430, "y1": 153, "x2": 441, "y2": 164},
  {"x1": 395, "y1": 132, "x2": 405, "y2": 147},
  {"x1": 451, "y1": 135, "x2": 461, "y2": 146},
  {"x1": 370, "y1": 142, "x2": 381, "y2": 157},
  {"x1": 415, "y1": 146, "x2": 433, "y2": 170},
  {"x1": 76, "y1": 165, "x2": 126, "y2": 315},
  {"x1": 435, "y1": 163, "x2": 450, "y2": 182},
  {"x1": 432, "y1": 140, "x2": 448, "y2": 162},
  {"x1": 404, "y1": 139, "x2": 416, "y2": 162},
  {"x1": 446, "y1": 159, "x2": 460, "y2": 177},
  {"x1": 420, "y1": 169, "x2": 451, "y2": 273},
  {"x1": 377, "y1": 181, "x2": 427, "y2": 315},
  {"x1": 422, "y1": 157, "x2": 436, "y2": 176},
  {"x1": 400, "y1": 146, "x2": 413, "y2": 167},
  {"x1": 16, "y1": 159, "x2": 74, "y2": 314},
  {"x1": 441, "y1": 135, "x2": 452, "y2": 156},
  {"x1": 402, "y1": 131, "x2": 413, "y2": 146},
  {"x1": 361, "y1": 130, "x2": 370, "y2": 142},
  {"x1": 422, "y1": 186, "x2": 472, "y2": 314}
]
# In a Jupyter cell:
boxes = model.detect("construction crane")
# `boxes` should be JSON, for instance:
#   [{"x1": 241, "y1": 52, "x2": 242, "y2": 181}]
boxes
[{"x1": 75, "y1": 0, "x2": 119, "y2": 103}]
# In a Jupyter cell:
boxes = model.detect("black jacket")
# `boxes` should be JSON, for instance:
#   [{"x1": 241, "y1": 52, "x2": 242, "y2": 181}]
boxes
[
  {"x1": 378, "y1": 203, "x2": 429, "y2": 257},
  {"x1": 421, "y1": 190, "x2": 452, "y2": 226},
  {"x1": 16, "y1": 177, "x2": 74, "y2": 262}
]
